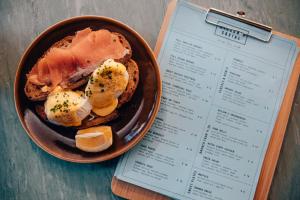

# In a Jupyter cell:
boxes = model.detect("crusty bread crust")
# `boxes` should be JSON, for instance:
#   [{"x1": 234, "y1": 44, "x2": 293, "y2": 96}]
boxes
[
  {"x1": 118, "y1": 59, "x2": 139, "y2": 107},
  {"x1": 25, "y1": 82, "x2": 49, "y2": 101},
  {"x1": 25, "y1": 31, "x2": 132, "y2": 101}
]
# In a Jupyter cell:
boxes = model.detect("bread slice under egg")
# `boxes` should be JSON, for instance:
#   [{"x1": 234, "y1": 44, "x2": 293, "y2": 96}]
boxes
[{"x1": 118, "y1": 59, "x2": 139, "y2": 107}]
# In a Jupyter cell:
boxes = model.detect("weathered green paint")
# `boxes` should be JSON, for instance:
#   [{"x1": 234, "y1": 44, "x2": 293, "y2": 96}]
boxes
[{"x1": 0, "y1": 0, "x2": 299, "y2": 199}]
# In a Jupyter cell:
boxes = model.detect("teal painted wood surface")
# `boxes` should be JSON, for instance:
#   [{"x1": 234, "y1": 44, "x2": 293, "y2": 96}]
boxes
[{"x1": 0, "y1": 0, "x2": 299, "y2": 199}]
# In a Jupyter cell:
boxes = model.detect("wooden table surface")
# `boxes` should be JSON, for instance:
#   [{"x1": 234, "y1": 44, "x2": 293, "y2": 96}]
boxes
[{"x1": 0, "y1": 0, "x2": 299, "y2": 199}]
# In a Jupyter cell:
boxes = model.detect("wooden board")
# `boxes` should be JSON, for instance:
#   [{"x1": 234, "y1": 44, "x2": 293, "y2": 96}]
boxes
[{"x1": 111, "y1": 0, "x2": 300, "y2": 199}]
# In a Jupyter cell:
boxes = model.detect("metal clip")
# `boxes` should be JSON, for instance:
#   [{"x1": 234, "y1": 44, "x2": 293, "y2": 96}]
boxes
[{"x1": 205, "y1": 8, "x2": 272, "y2": 42}]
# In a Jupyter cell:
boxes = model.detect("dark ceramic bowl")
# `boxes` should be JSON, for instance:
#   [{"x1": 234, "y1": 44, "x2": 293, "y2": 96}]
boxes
[{"x1": 14, "y1": 16, "x2": 161, "y2": 163}]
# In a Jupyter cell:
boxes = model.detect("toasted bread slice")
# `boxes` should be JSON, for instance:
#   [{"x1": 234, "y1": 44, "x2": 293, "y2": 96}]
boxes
[
  {"x1": 25, "y1": 82, "x2": 50, "y2": 101},
  {"x1": 25, "y1": 31, "x2": 132, "y2": 101},
  {"x1": 118, "y1": 59, "x2": 139, "y2": 107},
  {"x1": 112, "y1": 32, "x2": 132, "y2": 64}
]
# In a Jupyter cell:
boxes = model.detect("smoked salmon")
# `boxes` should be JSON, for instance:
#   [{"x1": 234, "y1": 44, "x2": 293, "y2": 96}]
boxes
[{"x1": 27, "y1": 28, "x2": 130, "y2": 88}]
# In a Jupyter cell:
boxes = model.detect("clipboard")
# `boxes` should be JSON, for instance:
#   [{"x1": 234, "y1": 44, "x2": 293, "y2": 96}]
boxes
[{"x1": 112, "y1": 0, "x2": 300, "y2": 199}]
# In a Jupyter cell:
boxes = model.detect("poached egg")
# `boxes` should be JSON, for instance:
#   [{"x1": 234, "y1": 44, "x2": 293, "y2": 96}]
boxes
[
  {"x1": 85, "y1": 59, "x2": 129, "y2": 116},
  {"x1": 44, "y1": 86, "x2": 92, "y2": 126}
]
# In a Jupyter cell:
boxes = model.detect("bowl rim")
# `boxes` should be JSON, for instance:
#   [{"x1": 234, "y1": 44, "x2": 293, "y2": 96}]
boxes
[{"x1": 14, "y1": 15, "x2": 162, "y2": 163}]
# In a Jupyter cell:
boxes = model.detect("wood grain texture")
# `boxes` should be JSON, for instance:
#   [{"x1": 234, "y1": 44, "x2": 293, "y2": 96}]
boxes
[{"x1": 0, "y1": 0, "x2": 299, "y2": 200}]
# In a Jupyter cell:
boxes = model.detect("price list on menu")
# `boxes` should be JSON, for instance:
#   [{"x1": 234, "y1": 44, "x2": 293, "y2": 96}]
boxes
[{"x1": 115, "y1": 1, "x2": 299, "y2": 200}]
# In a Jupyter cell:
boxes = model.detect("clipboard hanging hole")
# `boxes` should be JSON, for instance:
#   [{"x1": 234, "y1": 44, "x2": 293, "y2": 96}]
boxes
[{"x1": 236, "y1": 11, "x2": 246, "y2": 17}]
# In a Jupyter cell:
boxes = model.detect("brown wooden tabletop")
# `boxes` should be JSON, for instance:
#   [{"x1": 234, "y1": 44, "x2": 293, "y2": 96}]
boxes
[{"x1": 0, "y1": 0, "x2": 299, "y2": 199}]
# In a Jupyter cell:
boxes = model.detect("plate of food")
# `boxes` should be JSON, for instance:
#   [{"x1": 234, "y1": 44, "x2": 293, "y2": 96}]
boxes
[{"x1": 14, "y1": 16, "x2": 161, "y2": 163}]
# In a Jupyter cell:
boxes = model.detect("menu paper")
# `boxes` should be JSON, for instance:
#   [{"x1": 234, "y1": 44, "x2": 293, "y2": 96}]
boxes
[{"x1": 115, "y1": 1, "x2": 299, "y2": 200}]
